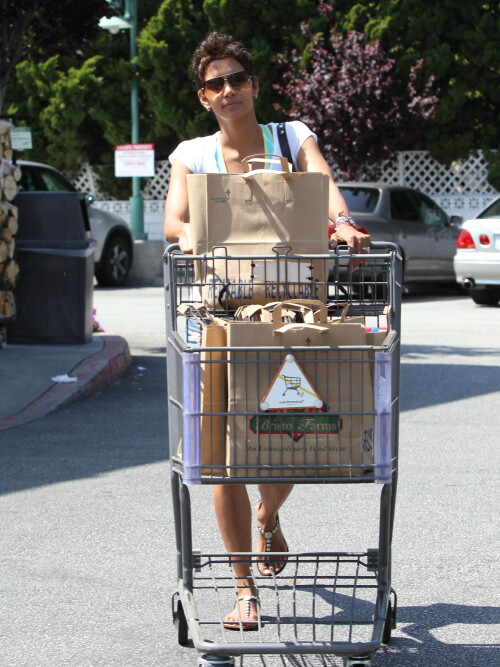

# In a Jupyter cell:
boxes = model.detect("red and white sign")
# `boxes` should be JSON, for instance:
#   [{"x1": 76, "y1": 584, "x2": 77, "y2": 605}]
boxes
[{"x1": 114, "y1": 143, "x2": 155, "y2": 177}]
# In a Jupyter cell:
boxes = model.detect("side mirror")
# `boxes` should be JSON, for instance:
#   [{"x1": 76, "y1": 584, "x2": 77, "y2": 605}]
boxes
[{"x1": 449, "y1": 215, "x2": 463, "y2": 226}]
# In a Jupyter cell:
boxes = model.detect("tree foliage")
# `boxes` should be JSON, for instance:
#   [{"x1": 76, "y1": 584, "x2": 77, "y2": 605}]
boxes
[
  {"x1": 274, "y1": 24, "x2": 437, "y2": 179},
  {"x1": 137, "y1": 0, "x2": 319, "y2": 156},
  {"x1": 2, "y1": 2, "x2": 157, "y2": 197},
  {"x1": 0, "y1": 0, "x2": 111, "y2": 111},
  {"x1": 2, "y1": 0, "x2": 498, "y2": 191},
  {"x1": 5, "y1": 31, "x2": 134, "y2": 197},
  {"x1": 318, "y1": 0, "x2": 500, "y2": 183}
]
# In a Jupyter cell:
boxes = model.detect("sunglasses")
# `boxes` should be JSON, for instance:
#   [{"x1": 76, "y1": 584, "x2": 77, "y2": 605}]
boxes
[{"x1": 201, "y1": 70, "x2": 252, "y2": 94}]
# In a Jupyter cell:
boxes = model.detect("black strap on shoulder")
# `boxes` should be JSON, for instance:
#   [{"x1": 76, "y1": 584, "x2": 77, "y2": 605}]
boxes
[{"x1": 277, "y1": 122, "x2": 295, "y2": 171}]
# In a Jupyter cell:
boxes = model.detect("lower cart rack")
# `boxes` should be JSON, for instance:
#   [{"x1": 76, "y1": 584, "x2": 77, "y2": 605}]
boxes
[{"x1": 175, "y1": 551, "x2": 395, "y2": 656}]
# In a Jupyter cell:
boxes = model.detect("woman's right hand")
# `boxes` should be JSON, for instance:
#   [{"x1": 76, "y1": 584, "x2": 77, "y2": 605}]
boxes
[{"x1": 178, "y1": 223, "x2": 193, "y2": 254}]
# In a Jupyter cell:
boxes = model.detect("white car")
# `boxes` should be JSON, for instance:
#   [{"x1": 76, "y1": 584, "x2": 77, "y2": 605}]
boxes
[{"x1": 454, "y1": 196, "x2": 500, "y2": 305}]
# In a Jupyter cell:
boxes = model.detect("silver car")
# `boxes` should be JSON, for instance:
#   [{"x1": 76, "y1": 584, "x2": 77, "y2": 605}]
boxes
[
  {"x1": 454, "y1": 196, "x2": 500, "y2": 306},
  {"x1": 338, "y1": 183, "x2": 462, "y2": 283},
  {"x1": 17, "y1": 160, "x2": 133, "y2": 287}
]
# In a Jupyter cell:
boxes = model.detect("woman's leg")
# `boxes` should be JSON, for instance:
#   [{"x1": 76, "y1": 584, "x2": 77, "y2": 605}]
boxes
[
  {"x1": 212, "y1": 483, "x2": 294, "y2": 623},
  {"x1": 256, "y1": 484, "x2": 294, "y2": 575},
  {"x1": 213, "y1": 484, "x2": 258, "y2": 624}
]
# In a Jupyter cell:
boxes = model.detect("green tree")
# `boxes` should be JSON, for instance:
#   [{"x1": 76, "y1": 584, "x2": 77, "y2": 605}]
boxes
[
  {"x1": 0, "y1": 0, "x2": 111, "y2": 112},
  {"x1": 3, "y1": 1, "x2": 159, "y2": 196},
  {"x1": 319, "y1": 0, "x2": 500, "y2": 184},
  {"x1": 275, "y1": 27, "x2": 438, "y2": 179},
  {"x1": 6, "y1": 32, "x2": 133, "y2": 196},
  {"x1": 137, "y1": 0, "x2": 319, "y2": 157}
]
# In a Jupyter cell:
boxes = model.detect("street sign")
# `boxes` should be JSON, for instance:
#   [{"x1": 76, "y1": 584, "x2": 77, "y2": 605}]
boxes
[
  {"x1": 114, "y1": 143, "x2": 155, "y2": 177},
  {"x1": 10, "y1": 127, "x2": 33, "y2": 150}
]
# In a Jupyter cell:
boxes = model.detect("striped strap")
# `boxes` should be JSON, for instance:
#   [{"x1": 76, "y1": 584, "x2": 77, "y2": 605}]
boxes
[{"x1": 214, "y1": 125, "x2": 275, "y2": 173}]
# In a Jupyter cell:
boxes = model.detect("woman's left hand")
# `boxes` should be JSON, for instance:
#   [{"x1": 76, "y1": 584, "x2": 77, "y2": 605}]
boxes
[{"x1": 329, "y1": 225, "x2": 371, "y2": 269}]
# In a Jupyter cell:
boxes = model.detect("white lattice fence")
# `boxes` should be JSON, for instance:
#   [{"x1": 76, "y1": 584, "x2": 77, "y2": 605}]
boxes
[
  {"x1": 72, "y1": 161, "x2": 172, "y2": 201},
  {"x1": 372, "y1": 151, "x2": 496, "y2": 195},
  {"x1": 143, "y1": 160, "x2": 171, "y2": 200},
  {"x1": 74, "y1": 150, "x2": 498, "y2": 240},
  {"x1": 74, "y1": 163, "x2": 104, "y2": 198},
  {"x1": 75, "y1": 150, "x2": 497, "y2": 199}
]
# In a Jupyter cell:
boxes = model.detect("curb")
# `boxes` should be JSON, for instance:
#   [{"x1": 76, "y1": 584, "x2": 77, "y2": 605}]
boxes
[{"x1": 0, "y1": 335, "x2": 132, "y2": 431}]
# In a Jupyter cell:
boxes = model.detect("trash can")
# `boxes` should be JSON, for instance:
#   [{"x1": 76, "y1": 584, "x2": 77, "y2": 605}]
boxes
[{"x1": 7, "y1": 191, "x2": 96, "y2": 344}]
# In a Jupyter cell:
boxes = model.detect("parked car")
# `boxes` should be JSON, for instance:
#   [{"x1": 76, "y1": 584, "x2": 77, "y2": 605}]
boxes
[
  {"x1": 337, "y1": 183, "x2": 462, "y2": 284},
  {"x1": 454, "y1": 196, "x2": 500, "y2": 306},
  {"x1": 16, "y1": 160, "x2": 134, "y2": 287}
]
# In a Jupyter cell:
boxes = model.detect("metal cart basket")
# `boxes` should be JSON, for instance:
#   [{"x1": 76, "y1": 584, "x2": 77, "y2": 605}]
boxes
[{"x1": 164, "y1": 243, "x2": 402, "y2": 667}]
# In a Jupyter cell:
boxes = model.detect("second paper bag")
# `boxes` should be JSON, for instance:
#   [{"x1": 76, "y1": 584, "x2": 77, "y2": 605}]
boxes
[{"x1": 177, "y1": 308, "x2": 228, "y2": 476}]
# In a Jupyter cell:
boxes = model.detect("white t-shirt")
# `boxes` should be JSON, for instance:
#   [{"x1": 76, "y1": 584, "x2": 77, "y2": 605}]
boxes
[{"x1": 169, "y1": 121, "x2": 316, "y2": 173}]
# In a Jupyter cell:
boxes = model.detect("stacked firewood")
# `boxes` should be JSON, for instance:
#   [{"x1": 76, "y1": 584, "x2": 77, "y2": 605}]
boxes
[{"x1": 0, "y1": 121, "x2": 20, "y2": 324}]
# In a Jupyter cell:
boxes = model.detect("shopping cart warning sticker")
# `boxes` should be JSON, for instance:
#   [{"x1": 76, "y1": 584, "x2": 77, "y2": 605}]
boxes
[{"x1": 260, "y1": 354, "x2": 323, "y2": 411}]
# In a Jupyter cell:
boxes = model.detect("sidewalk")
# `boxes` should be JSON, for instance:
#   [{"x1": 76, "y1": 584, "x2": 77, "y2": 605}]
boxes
[{"x1": 0, "y1": 335, "x2": 132, "y2": 431}]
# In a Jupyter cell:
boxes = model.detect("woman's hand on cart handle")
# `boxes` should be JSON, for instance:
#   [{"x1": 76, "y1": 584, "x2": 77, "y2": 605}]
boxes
[{"x1": 329, "y1": 220, "x2": 371, "y2": 269}]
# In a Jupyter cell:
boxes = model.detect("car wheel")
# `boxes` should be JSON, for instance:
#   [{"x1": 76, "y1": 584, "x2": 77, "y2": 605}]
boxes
[
  {"x1": 95, "y1": 233, "x2": 132, "y2": 287},
  {"x1": 470, "y1": 287, "x2": 500, "y2": 306}
]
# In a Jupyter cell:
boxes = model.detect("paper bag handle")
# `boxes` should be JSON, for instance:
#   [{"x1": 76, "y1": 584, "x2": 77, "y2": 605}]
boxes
[
  {"x1": 235, "y1": 302, "x2": 309, "y2": 323},
  {"x1": 271, "y1": 299, "x2": 328, "y2": 325},
  {"x1": 274, "y1": 323, "x2": 329, "y2": 334},
  {"x1": 177, "y1": 302, "x2": 218, "y2": 327},
  {"x1": 234, "y1": 304, "x2": 274, "y2": 322},
  {"x1": 241, "y1": 153, "x2": 292, "y2": 179}
]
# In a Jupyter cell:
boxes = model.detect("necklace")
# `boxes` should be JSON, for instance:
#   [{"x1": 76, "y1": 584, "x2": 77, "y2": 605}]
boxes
[{"x1": 215, "y1": 124, "x2": 274, "y2": 173}]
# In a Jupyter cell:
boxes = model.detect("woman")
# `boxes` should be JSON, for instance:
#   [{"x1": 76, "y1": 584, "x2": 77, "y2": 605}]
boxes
[{"x1": 164, "y1": 32, "x2": 370, "y2": 630}]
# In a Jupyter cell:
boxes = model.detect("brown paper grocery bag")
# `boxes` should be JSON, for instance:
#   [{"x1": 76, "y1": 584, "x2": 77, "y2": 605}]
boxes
[
  {"x1": 177, "y1": 305, "x2": 228, "y2": 476},
  {"x1": 187, "y1": 165, "x2": 329, "y2": 308},
  {"x1": 225, "y1": 312, "x2": 385, "y2": 478}
]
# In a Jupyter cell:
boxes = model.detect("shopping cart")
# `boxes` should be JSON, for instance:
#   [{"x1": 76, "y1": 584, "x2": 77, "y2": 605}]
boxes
[
  {"x1": 281, "y1": 374, "x2": 302, "y2": 396},
  {"x1": 164, "y1": 243, "x2": 402, "y2": 667}
]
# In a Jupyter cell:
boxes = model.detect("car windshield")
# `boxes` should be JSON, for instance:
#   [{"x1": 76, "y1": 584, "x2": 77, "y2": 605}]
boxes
[
  {"x1": 478, "y1": 198, "x2": 500, "y2": 218},
  {"x1": 338, "y1": 187, "x2": 379, "y2": 213}
]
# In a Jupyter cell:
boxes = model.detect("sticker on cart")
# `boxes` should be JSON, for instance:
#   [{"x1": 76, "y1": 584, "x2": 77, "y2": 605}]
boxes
[{"x1": 260, "y1": 354, "x2": 323, "y2": 411}]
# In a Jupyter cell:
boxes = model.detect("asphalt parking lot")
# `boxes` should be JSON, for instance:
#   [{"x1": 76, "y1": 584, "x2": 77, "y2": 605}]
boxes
[{"x1": 1, "y1": 283, "x2": 498, "y2": 666}]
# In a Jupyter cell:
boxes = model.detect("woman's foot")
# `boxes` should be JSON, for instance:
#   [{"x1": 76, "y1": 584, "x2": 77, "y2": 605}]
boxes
[
  {"x1": 223, "y1": 592, "x2": 259, "y2": 631},
  {"x1": 256, "y1": 499, "x2": 289, "y2": 577}
]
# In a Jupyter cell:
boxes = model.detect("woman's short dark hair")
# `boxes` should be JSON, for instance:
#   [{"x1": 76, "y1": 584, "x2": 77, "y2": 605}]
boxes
[{"x1": 192, "y1": 32, "x2": 254, "y2": 90}]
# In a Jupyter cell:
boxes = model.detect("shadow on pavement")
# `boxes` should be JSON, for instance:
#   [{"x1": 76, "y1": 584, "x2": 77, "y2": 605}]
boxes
[
  {"x1": 173, "y1": 600, "x2": 499, "y2": 666},
  {"x1": 400, "y1": 358, "x2": 500, "y2": 412},
  {"x1": 2, "y1": 349, "x2": 500, "y2": 494},
  {"x1": 0, "y1": 356, "x2": 168, "y2": 496}
]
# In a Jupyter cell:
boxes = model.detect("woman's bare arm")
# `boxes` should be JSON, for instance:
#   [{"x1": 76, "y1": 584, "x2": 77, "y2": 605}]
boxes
[
  {"x1": 164, "y1": 160, "x2": 193, "y2": 253},
  {"x1": 296, "y1": 136, "x2": 370, "y2": 253}
]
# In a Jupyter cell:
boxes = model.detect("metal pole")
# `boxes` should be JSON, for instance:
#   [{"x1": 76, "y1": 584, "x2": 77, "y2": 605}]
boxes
[{"x1": 126, "y1": 0, "x2": 146, "y2": 240}]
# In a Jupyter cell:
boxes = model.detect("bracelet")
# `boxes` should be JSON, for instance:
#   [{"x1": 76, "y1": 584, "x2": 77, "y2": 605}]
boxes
[{"x1": 331, "y1": 211, "x2": 358, "y2": 233}]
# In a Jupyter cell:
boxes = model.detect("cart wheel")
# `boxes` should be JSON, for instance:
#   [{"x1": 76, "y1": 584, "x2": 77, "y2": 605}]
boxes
[
  {"x1": 198, "y1": 655, "x2": 235, "y2": 666},
  {"x1": 343, "y1": 657, "x2": 372, "y2": 667},
  {"x1": 172, "y1": 595, "x2": 189, "y2": 646},
  {"x1": 382, "y1": 589, "x2": 398, "y2": 645},
  {"x1": 382, "y1": 601, "x2": 393, "y2": 644}
]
